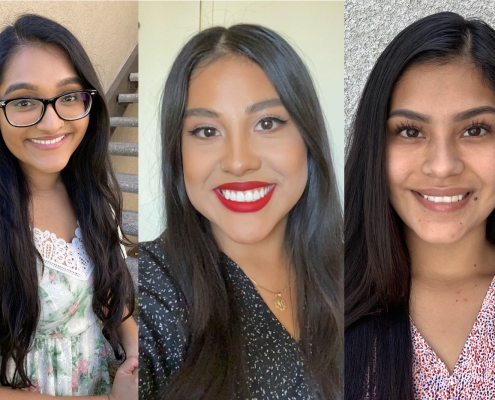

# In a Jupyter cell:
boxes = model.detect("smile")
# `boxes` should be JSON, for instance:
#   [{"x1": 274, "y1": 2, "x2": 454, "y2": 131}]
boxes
[
  {"x1": 219, "y1": 185, "x2": 274, "y2": 202},
  {"x1": 214, "y1": 182, "x2": 276, "y2": 213},
  {"x1": 413, "y1": 190, "x2": 471, "y2": 213},
  {"x1": 419, "y1": 192, "x2": 469, "y2": 203},
  {"x1": 28, "y1": 134, "x2": 69, "y2": 149},
  {"x1": 30, "y1": 134, "x2": 66, "y2": 145}
]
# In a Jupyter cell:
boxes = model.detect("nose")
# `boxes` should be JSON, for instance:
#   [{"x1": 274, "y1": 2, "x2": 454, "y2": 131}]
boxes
[
  {"x1": 35, "y1": 104, "x2": 64, "y2": 133},
  {"x1": 422, "y1": 135, "x2": 464, "y2": 178},
  {"x1": 220, "y1": 132, "x2": 261, "y2": 176}
]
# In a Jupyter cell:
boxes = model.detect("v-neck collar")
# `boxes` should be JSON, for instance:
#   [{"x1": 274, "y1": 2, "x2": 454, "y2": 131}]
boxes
[
  {"x1": 221, "y1": 253, "x2": 300, "y2": 344},
  {"x1": 410, "y1": 274, "x2": 495, "y2": 379}
]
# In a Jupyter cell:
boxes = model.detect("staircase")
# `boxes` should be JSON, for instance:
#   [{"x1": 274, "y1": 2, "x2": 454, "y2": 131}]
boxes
[{"x1": 106, "y1": 46, "x2": 138, "y2": 291}]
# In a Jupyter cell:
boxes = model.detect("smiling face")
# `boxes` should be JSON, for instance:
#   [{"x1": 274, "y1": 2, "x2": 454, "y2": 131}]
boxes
[
  {"x1": 0, "y1": 44, "x2": 89, "y2": 180},
  {"x1": 386, "y1": 61, "x2": 495, "y2": 245},
  {"x1": 181, "y1": 55, "x2": 308, "y2": 247}
]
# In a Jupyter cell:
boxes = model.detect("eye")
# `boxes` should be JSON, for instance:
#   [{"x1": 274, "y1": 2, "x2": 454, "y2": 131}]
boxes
[
  {"x1": 61, "y1": 93, "x2": 77, "y2": 102},
  {"x1": 12, "y1": 99, "x2": 37, "y2": 109},
  {"x1": 397, "y1": 127, "x2": 424, "y2": 138},
  {"x1": 462, "y1": 125, "x2": 489, "y2": 137},
  {"x1": 189, "y1": 126, "x2": 219, "y2": 138},
  {"x1": 254, "y1": 117, "x2": 287, "y2": 132}
]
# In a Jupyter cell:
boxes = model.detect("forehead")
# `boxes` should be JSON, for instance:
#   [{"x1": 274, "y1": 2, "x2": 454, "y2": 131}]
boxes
[
  {"x1": 187, "y1": 55, "x2": 278, "y2": 107},
  {"x1": 390, "y1": 61, "x2": 495, "y2": 113},
  {"x1": 0, "y1": 44, "x2": 79, "y2": 94}
]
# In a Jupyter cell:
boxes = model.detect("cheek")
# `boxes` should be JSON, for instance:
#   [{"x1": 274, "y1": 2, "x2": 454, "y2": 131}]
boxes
[
  {"x1": 386, "y1": 144, "x2": 414, "y2": 195},
  {"x1": 181, "y1": 143, "x2": 216, "y2": 199},
  {"x1": 0, "y1": 124, "x2": 26, "y2": 156}
]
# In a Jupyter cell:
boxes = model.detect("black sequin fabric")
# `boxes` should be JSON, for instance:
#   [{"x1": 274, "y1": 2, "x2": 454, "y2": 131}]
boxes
[{"x1": 138, "y1": 236, "x2": 317, "y2": 399}]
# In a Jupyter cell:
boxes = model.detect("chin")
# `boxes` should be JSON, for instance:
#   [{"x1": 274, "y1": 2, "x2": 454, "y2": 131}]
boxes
[
  {"x1": 407, "y1": 222, "x2": 472, "y2": 245},
  {"x1": 225, "y1": 228, "x2": 272, "y2": 246}
]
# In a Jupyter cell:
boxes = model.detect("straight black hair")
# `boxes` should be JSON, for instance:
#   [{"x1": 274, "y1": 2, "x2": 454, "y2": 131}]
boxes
[
  {"x1": 345, "y1": 12, "x2": 495, "y2": 400},
  {"x1": 160, "y1": 24, "x2": 343, "y2": 399},
  {"x1": 0, "y1": 14, "x2": 135, "y2": 388}
]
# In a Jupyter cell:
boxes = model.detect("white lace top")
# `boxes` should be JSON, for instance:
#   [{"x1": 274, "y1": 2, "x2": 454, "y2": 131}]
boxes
[{"x1": 33, "y1": 223, "x2": 94, "y2": 280}]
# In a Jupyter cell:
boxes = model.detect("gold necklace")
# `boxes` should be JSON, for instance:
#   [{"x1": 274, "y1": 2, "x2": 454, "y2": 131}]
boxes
[{"x1": 245, "y1": 274, "x2": 295, "y2": 312}]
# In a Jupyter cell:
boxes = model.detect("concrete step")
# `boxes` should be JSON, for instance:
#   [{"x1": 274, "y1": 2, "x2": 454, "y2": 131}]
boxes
[
  {"x1": 125, "y1": 256, "x2": 138, "y2": 292},
  {"x1": 109, "y1": 142, "x2": 138, "y2": 157},
  {"x1": 116, "y1": 172, "x2": 138, "y2": 194},
  {"x1": 110, "y1": 117, "x2": 138, "y2": 128},
  {"x1": 118, "y1": 93, "x2": 138, "y2": 103},
  {"x1": 129, "y1": 72, "x2": 138, "y2": 82},
  {"x1": 123, "y1": 209, "x2": 138, "y2": 237}
]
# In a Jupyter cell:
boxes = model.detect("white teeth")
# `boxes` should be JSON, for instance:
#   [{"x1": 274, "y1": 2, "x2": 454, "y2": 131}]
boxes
[
  {"x1": 220, "y1": 185, "x2": 274, "y2": 203},
  {"x1": 31, "y1": 135, "x2": 65, "y2": 145},
  {"x1": 422, "y1": 193, "x2": 468, "y2": 203}
]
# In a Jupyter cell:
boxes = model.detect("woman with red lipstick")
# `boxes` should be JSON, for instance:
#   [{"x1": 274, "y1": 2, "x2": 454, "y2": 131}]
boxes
[
  {"x1": 139, "y1": 24, "x2": 343, "y2": 400},
  {"x1": 345, "y1": 12, "x2": 495, "y2": 400},
  {"x1": 0, "y1": 15, "x2": 137, "y2": 399}
]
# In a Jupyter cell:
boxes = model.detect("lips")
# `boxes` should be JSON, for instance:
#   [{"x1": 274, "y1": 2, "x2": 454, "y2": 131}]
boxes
[
  {"x1": 27, "y1": 133, "x2": 69, "y2": 149},
  {"x1": 214, "y1": 181, "x2": 275, "y2": 213},
  {"x1": 413, "y1": 189, "x2": 472, "y2": 213}
]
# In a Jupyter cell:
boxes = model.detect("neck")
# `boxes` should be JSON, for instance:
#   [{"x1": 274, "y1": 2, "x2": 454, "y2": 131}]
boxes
[
  {"x1": 25, "y1": 169, "x2": 64, "y2": 194},
  {"x1": 407, "y1": 223, "x2": 495, "y2": 286},
  {"x1": 214, "y1": 218, "x2": 290, "y2": 276}
]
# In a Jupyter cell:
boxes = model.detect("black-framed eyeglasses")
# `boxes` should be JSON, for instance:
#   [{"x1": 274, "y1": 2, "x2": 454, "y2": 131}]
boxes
[{"x1": 0, "y1": 89, "x2": 97, "y2": 127}]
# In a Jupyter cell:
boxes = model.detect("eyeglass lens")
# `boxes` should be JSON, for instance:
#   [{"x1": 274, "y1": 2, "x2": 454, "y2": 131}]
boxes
[{"x1": 5, "y1": 92, "x2": 92, "y2": 126}]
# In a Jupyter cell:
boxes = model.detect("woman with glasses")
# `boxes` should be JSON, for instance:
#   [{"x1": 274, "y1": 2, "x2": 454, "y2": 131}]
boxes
[{"x1": 0, "y1": 15, "x2": 137, "y2": 399}]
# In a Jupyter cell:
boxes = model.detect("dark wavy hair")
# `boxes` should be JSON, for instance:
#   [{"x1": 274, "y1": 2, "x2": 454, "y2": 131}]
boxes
[
  {"x1": 345, "y1": 12, "x2": 495, "y2": 400},
  {"x1": 159, "y1": 24, "x2": 343, "y2": 399},
  {"x1": 0, "y1": 14, "x2": 135, "y2": 388}
]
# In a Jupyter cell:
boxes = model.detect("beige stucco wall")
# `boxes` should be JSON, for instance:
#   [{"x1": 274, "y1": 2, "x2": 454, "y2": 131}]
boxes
[{"x1": 0, "y1": 1, "x2": 138, "y2": 93}]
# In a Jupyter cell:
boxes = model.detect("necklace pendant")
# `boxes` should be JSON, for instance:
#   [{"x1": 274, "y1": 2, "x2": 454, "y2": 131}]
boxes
[{"x1": 274, "y1": 294, "x2": 286, "y2": 311}]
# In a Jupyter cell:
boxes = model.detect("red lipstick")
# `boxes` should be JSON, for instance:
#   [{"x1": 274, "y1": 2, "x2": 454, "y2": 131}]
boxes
[{"x1": 214, "y1": 181, "x2": 275, "y2": 213}]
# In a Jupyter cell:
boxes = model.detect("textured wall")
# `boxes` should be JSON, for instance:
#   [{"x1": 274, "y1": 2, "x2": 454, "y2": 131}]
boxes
[
  {"x1": 344, "y1": 0, "x2": 495, "y2": 141},
  {"x1": 0, "y1": 1, "x2": 138, "y2": 92}
]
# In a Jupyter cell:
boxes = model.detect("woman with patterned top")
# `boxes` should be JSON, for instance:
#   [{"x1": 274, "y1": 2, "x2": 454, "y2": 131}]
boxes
[
  {"x1": 139, "y1": 24, "x2": 343, "y2": 400},
  {"x1": 345, "y1": 12, "x2": 495, "y2": 400},
  {"x1": 0, "y1": 15, "x2": 137, "y2": 399}
]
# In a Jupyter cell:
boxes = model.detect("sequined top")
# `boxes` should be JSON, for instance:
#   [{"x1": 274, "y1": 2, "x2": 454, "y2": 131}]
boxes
[
  {"x1": 138, "y1": 236, "x2": 317, "y2": 399},
  {"x1": 411, "y1": 275, "x2": 495, "y2": 399}
]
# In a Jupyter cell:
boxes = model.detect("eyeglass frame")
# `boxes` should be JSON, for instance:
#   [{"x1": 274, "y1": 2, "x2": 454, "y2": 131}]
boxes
[{"x1": 0, "y1": 89, "x2": 97, "y2": 127}]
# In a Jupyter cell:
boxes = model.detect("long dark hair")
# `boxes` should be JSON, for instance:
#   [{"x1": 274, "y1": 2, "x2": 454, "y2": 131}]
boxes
[
  {"x1": 159, "y1": 24, "x2": 343, "y2": 399},
  {"x1": 345, "y1": 12, "x2": 495, "y2": 400},
  {"x1": 0, "y1": 14, "x2": 135, "y2": 388}
]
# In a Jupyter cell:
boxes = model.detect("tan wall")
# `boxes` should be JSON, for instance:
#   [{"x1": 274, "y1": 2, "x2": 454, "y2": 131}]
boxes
[{"x1": 0, "y1": 1, "x2": 138, "y2": 93}]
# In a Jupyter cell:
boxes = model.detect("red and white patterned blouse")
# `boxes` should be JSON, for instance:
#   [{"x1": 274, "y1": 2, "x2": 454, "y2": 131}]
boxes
[{"x1": 411, "y1": 276, "x2": 495, "y2": 399}]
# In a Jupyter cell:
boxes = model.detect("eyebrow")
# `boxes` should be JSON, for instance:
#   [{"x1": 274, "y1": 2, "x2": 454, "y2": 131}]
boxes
[
  {"x1": 388, "y1": 109, "x2": 430, "y2": 123},
  {"x1": 454, "y1": 106, "x2": 495, "y2": 121},
  {"x1": 184, "y1": 98, "x2": 284, "y2": 119},
  {"x1": 184, "y1": 108, "x2": 219, "y2": 118},
  {"x1": 3, "y1": 76, "x2": 83, "y2": 96},
  {"x1": 246, "y1": 98, "x2": 283, "y2": 114},
  {"x1": 388, "y1": 106, "x2": 495, "y2": 123}
]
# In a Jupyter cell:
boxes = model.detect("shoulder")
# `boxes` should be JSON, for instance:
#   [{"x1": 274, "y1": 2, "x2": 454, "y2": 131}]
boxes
[
  {"x1": 139, "y1": 234, "x2": 188, "y2": 331},
  {"x1": 139, "y1": 236, "x2": 181, "y2": 303},
  {"x1": 138, "y1": 235, "x2": 189, "y2": 399}
]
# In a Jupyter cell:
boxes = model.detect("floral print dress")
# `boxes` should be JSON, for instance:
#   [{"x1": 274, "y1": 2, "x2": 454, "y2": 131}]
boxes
[{"x1": 20, "y1": 224, "x2": 111, "y2": 395}]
